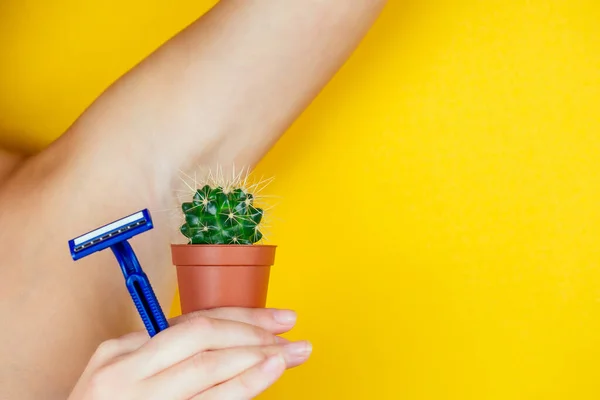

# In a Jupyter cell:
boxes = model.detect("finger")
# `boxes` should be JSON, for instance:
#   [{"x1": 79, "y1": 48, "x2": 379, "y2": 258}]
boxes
[
  {"x1": 122, "y1": 314, "x2": 281, "y2": 379},
  {"x1": 91, "y1": 307, "x2": 297, "y2": 371},
  {"x1": 192, "y1": 354, "x2": 287, "y2": 400},
  {"x1": 71, "y1": 330, "x2": 150, "y2": 396},
  {"x1": 140, "y1": 341, "x2": 311, "y2": 400},
  {"x1": 87, "y1": 331, "x2": 150, "y2": 369},
  {"x1": 169, "y1": 307, "x2": 297, "y2": 334}
]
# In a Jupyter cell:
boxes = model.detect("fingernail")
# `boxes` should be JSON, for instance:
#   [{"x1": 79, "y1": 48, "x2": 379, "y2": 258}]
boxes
[
  {"x1": 261, "y1": 355, "x2": 285, "y2": 373},
  {"x1": 284, "y1": 341, "x2": 312, "y2": 357},
  {"x1": 272, "y1": 309, "x2": 297, "y2": 325}
]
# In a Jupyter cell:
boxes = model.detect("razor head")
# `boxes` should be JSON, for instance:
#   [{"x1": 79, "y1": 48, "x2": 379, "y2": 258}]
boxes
[{"x1": 69, "y1": 209, "x2": 153, "y2": 261}]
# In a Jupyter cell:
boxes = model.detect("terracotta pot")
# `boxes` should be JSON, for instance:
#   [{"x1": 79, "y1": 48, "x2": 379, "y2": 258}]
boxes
[{"x1": 171, "y1": 244, "x2": 276, "y2": 314}]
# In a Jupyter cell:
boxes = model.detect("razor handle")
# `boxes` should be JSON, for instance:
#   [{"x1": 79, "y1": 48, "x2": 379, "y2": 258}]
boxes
[
  {"x1": 111, "y1": 241, "x2": 169, "y2": 337},
  {"x1": 125, "y1": 273, "x2": 170, "y2": 337}
]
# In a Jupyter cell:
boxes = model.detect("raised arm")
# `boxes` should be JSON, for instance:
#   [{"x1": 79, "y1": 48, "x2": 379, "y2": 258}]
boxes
[{"x1": 0, "y1": 0, "x2": 386, "y2": 398}]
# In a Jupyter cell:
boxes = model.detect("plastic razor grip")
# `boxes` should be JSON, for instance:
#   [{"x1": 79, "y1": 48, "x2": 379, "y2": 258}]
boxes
[{"x1": 126, "y1": 274, "x2": 169, "y2": 337}]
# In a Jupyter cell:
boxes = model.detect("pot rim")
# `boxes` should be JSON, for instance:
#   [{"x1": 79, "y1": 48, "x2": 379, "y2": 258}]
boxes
[
  {"x1": 171, "y1": 244, "x2": 277, "y2": 248},
  {"x1": 171, "y1": 243, "x2": 277, "y2": 266}
]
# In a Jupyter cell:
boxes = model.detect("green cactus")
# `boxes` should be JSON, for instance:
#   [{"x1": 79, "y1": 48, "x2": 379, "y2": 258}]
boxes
[{"x1": 180, "y1": 185, "x2": 263, "y2": 244}]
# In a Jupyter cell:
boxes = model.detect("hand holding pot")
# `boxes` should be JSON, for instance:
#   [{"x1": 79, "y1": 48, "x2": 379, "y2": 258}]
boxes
[{"x1": 68, "y1": 308, "x2": 310, "y2": 400}]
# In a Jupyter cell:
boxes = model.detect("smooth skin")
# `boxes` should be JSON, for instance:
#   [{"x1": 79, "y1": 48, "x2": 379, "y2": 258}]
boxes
[
  {"x1": 0, "y1": 0, "x2": 386, "y2": 398},
  {"x1": 68, "y1": 307, "x2": 311, "y2": 400}
]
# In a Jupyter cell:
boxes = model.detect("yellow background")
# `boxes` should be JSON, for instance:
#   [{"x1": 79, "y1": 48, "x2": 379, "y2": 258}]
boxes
[{"x1": 2, "y1": 1, "x2": 600, "y2": 398}]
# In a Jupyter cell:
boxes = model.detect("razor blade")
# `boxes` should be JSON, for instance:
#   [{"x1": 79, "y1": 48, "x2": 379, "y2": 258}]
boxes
[
  {"x1": 69, "y1": 209, "x2": 169, "y2": 337},
  {"x1": 69, "y1": 210, "x2": 153, "y2": 260}
]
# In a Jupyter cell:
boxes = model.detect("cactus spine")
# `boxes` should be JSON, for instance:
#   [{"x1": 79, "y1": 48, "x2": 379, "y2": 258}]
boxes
[{"x1": 180, "y1": 185, "x2": 263, "y2": 245}]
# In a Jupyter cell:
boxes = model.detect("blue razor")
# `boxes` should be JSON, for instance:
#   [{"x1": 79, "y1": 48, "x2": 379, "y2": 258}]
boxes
[{"x1": 68, "y1": 209, "x2": 169, "y2": 337}]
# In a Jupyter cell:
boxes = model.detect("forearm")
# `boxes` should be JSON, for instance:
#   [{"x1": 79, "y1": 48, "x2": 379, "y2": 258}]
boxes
[{"x1": 0, "y1": 1, "x2": 385, "y2": 397}]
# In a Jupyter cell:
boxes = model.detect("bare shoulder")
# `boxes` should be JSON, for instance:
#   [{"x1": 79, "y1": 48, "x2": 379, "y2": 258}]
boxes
[{"x1": 0, "y1": 147, "x2": 25, "y2": 186}]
